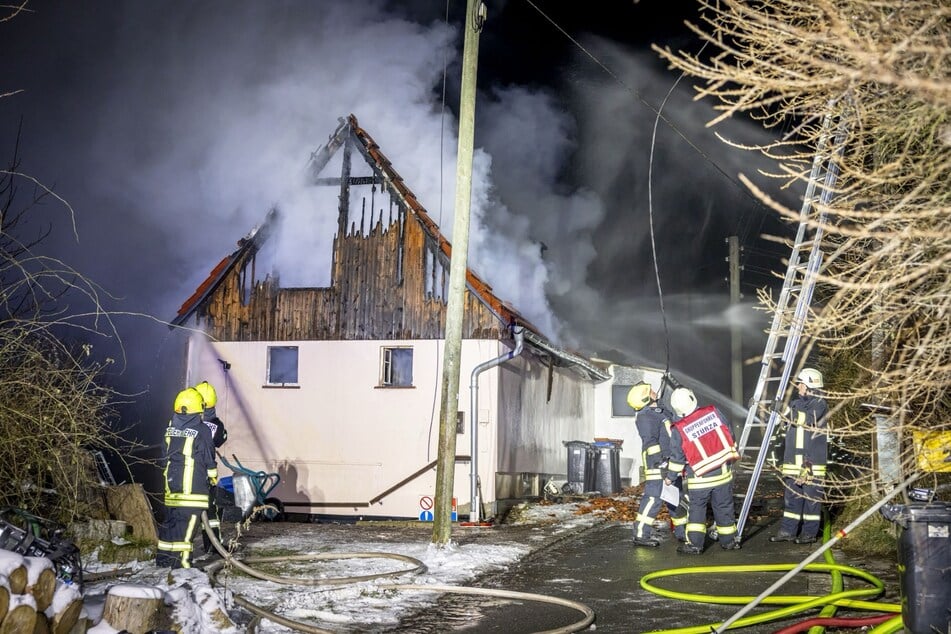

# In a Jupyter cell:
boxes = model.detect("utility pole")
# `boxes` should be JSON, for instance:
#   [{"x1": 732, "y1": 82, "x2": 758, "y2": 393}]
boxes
[
  {"x1": 727, "y1": 236, "x2": 743, "y2": 406},
  {"x1": 432, "y1": 0, "x2": 485, "y2": 546}
]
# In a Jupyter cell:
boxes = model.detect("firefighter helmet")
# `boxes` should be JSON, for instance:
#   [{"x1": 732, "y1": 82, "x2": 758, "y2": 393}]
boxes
[
  {"x1": 796, "y1": 368, "x2": 823, "y2": 389},
  {"x1": 193, "y1": 381, "x2": 218, "y2": 408},
  {"x1": 670, "y1": 387, "x2": 698, "y2": 418},
  {"x1": 174, "y1": 387, "x2": 204, "y2": 415},
  {"x1": 626, "y1": 382, "x2": 652, "y2": 411}
]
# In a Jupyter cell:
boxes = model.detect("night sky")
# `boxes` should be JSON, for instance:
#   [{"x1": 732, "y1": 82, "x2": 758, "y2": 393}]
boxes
[{"x1": 1, "y1": 1, "x2": 797, "y2": 439}]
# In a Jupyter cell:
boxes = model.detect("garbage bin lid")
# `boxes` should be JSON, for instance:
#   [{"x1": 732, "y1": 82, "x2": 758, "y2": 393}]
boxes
[{"x1": 901, "y1": 502, "x2": 951, "y2": 522}]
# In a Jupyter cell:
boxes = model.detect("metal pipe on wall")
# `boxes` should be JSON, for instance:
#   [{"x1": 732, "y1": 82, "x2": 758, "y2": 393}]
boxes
[{"x1": 469, "y1": 326, "x2": 524, "y2": 523}]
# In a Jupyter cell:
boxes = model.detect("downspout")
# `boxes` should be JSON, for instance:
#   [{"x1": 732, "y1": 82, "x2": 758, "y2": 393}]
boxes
[{"x1": 469, "y1": 325, "x2": 524, "y2": 523}]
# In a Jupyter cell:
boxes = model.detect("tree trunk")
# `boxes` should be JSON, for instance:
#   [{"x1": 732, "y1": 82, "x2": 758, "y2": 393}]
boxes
[
  {"x1": 32, "y1": 612, "x2": 50, "y2": 634},
  {"x1": 0, "y1": 586, "x2": 8, "y2": 623},
  {"x1": 6, "y1": 565, "x2": 28, "y2": 595},
  {"x1": 0, "y1": 603, "x2": 37, "y2": 634},
  {"x1": 28, "y1": 567, "x2": 57, "y2": 612},
  {"x1": 48, "y1": 599, "x2": 83, "y2": 634},
  {"x1": 101, "y1": 586, "x2": 166, "y2": 634}
]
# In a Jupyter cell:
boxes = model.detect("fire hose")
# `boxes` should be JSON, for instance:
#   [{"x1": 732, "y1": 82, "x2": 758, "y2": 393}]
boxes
[
  {"x1": 639, "y1": 473, "x2": 920, "y2": 633},
  {"x1": 200, "y1": 512, "x2": 595, "y2": 634}
]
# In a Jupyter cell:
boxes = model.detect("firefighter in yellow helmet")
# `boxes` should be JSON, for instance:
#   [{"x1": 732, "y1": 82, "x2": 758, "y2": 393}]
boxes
[
  {"x1": 627, "y1": 381, "x2": 689, "y2": 547},
  {"x1": 192, "y1": 380, "x2": 228, "y2": 559},
  {"x1": 193, "y1": 380, "x2": 228, "y2": 448},
  {"x1": 155, "y1": 387, "x2": 218, "y2": 569}
]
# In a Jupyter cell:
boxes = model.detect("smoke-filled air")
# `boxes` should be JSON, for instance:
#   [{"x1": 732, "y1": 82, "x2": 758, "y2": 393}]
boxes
[{"x1": 0, "y1": 0, "x2": 800, "y2": 429}]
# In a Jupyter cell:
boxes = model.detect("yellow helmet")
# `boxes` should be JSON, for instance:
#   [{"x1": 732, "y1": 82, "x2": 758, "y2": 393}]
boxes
[
  {"x1": 173, "y1": 387, "x2": 204, "y2": 415},
  {"x1": 193, "y1": 381, "x2": 217, "y2": 408},
  {"x1": 626, "y1": 382, "x2": 652, "y2": 411}
]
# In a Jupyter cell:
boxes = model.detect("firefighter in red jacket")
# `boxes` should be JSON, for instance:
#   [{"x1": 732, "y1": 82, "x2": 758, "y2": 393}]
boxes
[
  {"x1": 156, "y1": 388, "x2": 218, "y2": 569},
  {"x1": 667, "y1": 387, "x2": 741, "y2": 554},
  {"x1": 628, "y1": 382, "x2": 688, "y2": 547},
  {"x1": 770, "y1": 368, "x2": 829, "y2": 544}
]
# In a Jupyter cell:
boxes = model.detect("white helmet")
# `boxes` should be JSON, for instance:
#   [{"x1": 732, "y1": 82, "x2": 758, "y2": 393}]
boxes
[
  {"x1": 670, "y1": 387, "x2": 698, "y2": 418},
  {"x1": 796, "y1": 368, "x2": 823, "y2": 389}
]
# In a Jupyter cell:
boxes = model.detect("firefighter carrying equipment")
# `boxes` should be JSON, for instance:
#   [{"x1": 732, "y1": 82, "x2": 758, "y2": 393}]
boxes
[
  {"x1": 670, "y1": 387, "x2": 699, "y2": 418},
  {"x1": 671, "y1": 405, "x2": 739, "y2": 476},
  {"x1": 627, "y1": 382, "x2": 652, "y2": 411},
  {"x1": 174, "y1": 387, "x2": 204, "y2": 415}
]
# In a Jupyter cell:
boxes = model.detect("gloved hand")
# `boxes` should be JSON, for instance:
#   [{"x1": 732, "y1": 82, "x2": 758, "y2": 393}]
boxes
[
  {"x1": 208, "y1": 476, "x2": 218, "y2": 487},
  {"x1": 659, "y1": 459, "x2": 670, "y2": 482},
  {"x1": 794, "y1": 465, "x2": 812, "y2": 486}
]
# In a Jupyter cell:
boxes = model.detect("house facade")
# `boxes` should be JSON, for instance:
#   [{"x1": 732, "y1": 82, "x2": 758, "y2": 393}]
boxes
[{"x1": 173, "y1": 115, "x2": 660, "y2": 520}]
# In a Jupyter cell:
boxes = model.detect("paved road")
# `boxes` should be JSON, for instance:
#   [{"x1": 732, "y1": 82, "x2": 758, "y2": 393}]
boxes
[{"x1": 394, "y1": 516, "x2": 901, "y2": 633}]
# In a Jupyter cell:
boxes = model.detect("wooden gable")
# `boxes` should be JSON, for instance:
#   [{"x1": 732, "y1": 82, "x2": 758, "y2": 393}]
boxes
[{"x1": 175, "y1": 115, "x2": 523, "y2": 342}]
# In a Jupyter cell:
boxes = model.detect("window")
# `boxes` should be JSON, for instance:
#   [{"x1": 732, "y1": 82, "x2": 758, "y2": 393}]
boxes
[
  {"x1": 381, "y1": 347, "x2": 413, "y2": 387},
  {"x1": 267, "y1": 346, "x2": 299, "y2": 385},
  {"x1": 612, "y1": 384, "x2": 639, "y2": 417}
]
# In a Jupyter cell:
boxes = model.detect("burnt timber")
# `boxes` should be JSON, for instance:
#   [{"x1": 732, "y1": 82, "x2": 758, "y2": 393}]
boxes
[{"x1": 173, "y1": 114, "x2": 607, "y2": 381}]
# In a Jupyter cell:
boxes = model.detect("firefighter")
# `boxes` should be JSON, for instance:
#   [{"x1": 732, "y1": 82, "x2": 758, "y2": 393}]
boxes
[
  {"x1": 667, "y1": 387, "x2": 741, "y2": 554},
  {"x1": 628, "y1": 381, "x2": 688, "y2": 547},
  {"x1": 770, "y1": 368, "x2": 829, "y2": 544},
  {"x1": 193, "y1": 380, "x2": 227, "y2": 557},
  {"x1": 155, "y1": 387, "x2": 218, "y2": 569}
]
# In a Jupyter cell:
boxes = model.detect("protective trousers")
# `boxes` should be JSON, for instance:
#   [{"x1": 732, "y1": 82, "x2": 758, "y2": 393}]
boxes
[
  {"x1": 778, "y1": 477, "x2": 823, "y2": 539},
  {"x1": 156, "y1": 507, "x2": 201, "y2": 569},
  {"x1": 634, "y1": 479, "x2": 688, "y2": 541},
  {"x1": 684, "y1": 478, "x2": 737, "y2": 549}
]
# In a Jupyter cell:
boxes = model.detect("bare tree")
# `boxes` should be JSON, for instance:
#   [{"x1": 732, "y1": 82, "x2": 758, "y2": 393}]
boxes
[
  {"x1": 655, "y1": 0, "x2": 950, "y2": 498},
  {"x1": 1, "y1": 135, "x2": 127, "y2": 525}
]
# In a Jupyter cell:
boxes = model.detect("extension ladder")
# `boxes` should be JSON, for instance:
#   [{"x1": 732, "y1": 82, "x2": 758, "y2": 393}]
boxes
[
  {"x1": 92, "y1": 450, "x2": 118, "y2": 486},
  {"x1": 735, "y1": 113, "x2": 847, "y2": 539}
]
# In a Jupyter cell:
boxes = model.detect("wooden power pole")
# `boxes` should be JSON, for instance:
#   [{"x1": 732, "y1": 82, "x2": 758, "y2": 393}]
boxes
[
  {"x1": 727, "y1": 236, "x2": 743, "y2": 406},
  {"x1": 432, "y1": 0, "x2": 485, "y2": 546}
]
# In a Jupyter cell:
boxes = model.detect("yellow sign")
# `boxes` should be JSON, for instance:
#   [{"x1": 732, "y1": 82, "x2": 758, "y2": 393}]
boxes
[{"x1": 912, "y1": 430, "x2": 951, "y2": 473}]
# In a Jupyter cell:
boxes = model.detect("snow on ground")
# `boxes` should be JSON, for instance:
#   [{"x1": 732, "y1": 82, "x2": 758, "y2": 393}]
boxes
[{"x1": 79, "y1": 501, "x2": 602, "y2": 633}]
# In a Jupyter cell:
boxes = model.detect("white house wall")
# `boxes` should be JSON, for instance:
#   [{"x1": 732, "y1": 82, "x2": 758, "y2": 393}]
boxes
[
  {"x1": 185, "y1": 335, "x2": 509, "y2": 520},
  {"x1": 591, "y1": 364, "x2": 668, "y2": 486},
  {"x1": 496, "y1": 357, "x2": 595, "y2": 477}
]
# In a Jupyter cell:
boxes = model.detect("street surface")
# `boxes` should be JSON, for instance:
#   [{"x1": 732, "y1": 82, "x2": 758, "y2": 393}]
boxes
[{"x1": 393, "y1": 517, "x2": 901, "y2": 633}]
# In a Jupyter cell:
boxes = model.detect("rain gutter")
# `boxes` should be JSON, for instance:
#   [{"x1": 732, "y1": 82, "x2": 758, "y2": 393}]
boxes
[{"x1": 469, "y1": 325, "x2": 524, "y2": 523}]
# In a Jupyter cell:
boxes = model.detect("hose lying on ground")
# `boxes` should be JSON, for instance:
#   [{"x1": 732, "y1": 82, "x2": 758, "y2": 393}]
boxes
[
  {"x1": 639, "y1": 561, "x2": 899, "y2": 634},
  {"x1": 772, "y1": 612, "x2": 895, "y2": 634},
  {"x1": 201, "y1": 512, "x2": 595, "y2": 634}
]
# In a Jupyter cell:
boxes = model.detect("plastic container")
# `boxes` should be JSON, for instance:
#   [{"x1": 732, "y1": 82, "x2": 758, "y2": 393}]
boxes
[
  {"x1": 881, "y1": 501, "x2": 951, "y2": 633},
  {"x1": 593, "y1": 444, "x2": 621, "y2": 494},
  {"x1": 564, "y1": 441, "x2": 595, "y2": 494},
  {"x1": 218, "y1": 476, "x2": 234, "y2": 493}
]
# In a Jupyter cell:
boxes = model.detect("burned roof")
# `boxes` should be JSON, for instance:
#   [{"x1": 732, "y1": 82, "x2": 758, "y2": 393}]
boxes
[{"x1": 173, "y1": 115, "x2": 608, "y2": 382}]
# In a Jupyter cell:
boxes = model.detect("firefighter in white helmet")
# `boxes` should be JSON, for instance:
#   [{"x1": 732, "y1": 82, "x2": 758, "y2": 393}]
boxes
[
  {"x1": 156, "y1": 388, "x2": 218, "y2": 569},
  {"x1": 667, "y1": 386, "x2": 741, "y2": 554},
  {"x1": 770, "y1": 368, "x2": 829, "y2": 544},
  {"x1": 627, "y1": 381, "x2": 689, "y2": 547}
]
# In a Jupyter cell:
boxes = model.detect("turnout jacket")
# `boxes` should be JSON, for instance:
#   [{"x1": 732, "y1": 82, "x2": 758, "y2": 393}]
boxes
[
  {"x1": 635, "y1": 405, "x2": 675, "y2": 481},
  {"x1": 164, "y1": 412, "x2": 218, "y2": 508},
  {"x1": 201, "y1": 405, "x2": 228, "y2": 448},
  {"x1": 782, "y1": 393, "x2": 829, "y2": 478},
  {"x1": 668, "y1": 405, "x2": 738, "y2": 478}
]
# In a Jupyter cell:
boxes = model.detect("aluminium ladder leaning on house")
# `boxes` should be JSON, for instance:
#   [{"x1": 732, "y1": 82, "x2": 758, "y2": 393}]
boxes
[{"x1": 735, "y1": 111, "x2": 848, "y2": 540}]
